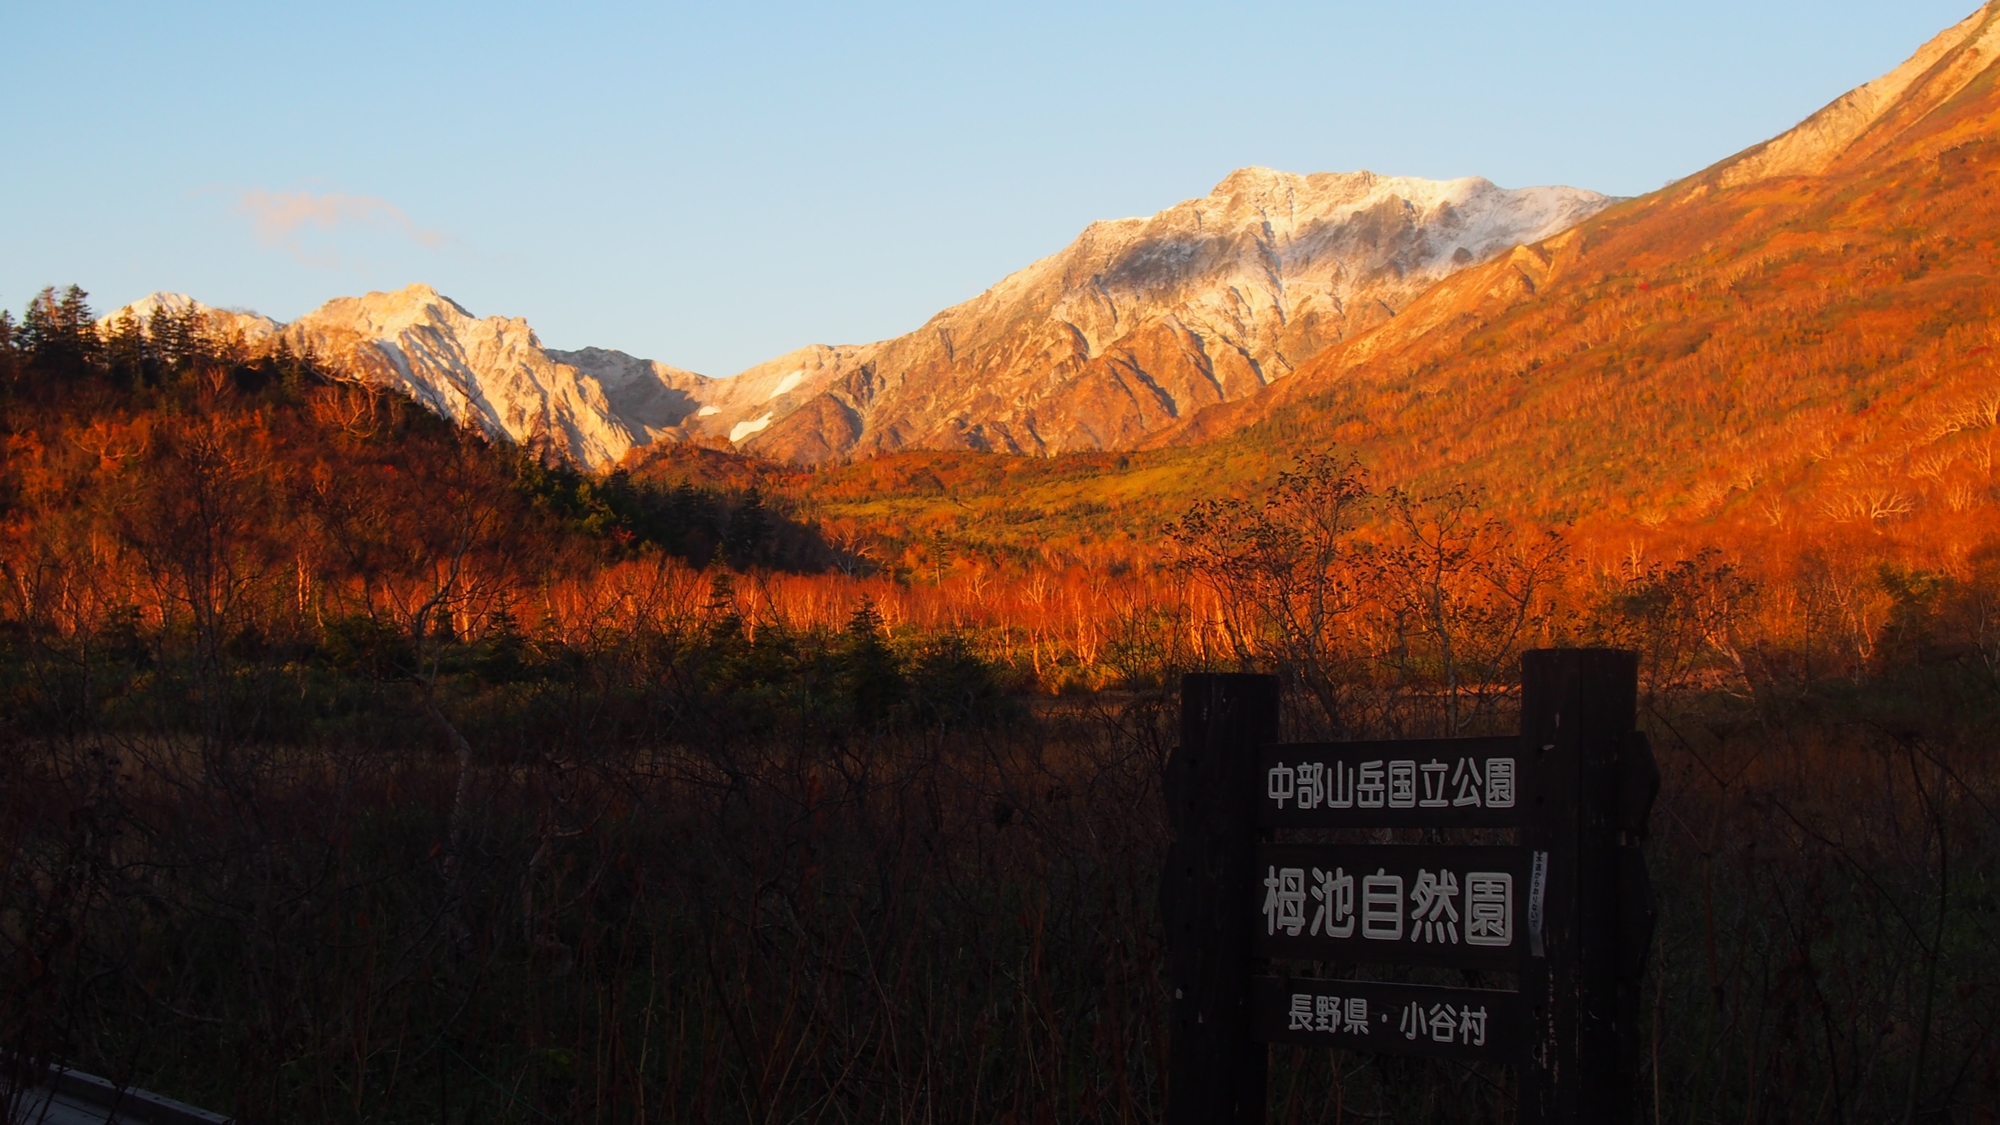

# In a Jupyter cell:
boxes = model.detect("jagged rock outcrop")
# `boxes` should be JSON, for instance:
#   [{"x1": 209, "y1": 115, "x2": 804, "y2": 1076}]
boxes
[{"x1": 280, "y1": 285, "x2": 708, "y2": 469}]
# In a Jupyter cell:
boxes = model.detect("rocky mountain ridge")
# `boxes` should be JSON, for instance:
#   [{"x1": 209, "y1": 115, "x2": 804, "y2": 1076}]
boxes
[
  {"x1": 97, "y1": 292, "x2": 283, "y2": 344},
  {"x1": 709, "y1": 169, "x2": 1612, "y2": 462},
  {"x1": 1163, "y1": 0, "x2": 2000, "y2": 451},
  {"x1": 1131, "y1": 0, "x2": 2000, "y2": 544},
  {"x1": 105, "y1": 167, "x2": 1611, "y2": 469}
]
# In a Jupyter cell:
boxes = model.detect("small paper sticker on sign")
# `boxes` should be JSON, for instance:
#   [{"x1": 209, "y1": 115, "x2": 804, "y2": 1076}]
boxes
[{"x1": 1528, "y1": 850, "x2": 1549, "y2": 958}]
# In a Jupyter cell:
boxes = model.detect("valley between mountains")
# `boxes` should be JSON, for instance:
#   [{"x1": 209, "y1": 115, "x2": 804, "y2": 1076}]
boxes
[
  {"x1": 72, "y1": 0, "x2": 2000, "y2": 579},
  {"x1": 16, "y1": 8, "x2": 2000, "y2": 1122},
  {"x1": 109, "y1": 168, "x2": 1611, "y2": 471}
]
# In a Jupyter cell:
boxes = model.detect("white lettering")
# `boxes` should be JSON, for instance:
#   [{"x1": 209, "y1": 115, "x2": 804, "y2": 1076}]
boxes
[
  {"x1": 1357, "y1": 760, "x2": 1386, "y2": 808},
  {"x1": 1464, "y1": 872, "x2": 1513, "y2": 947},
  {"x1": 1263, "y1": 865, "x2": 1307, "y2": 936},
  {"x1": 1450, "y1": 756, "x2": 1484, "y2": 807},
  {"x1": 1314, "y1": 994, "x2": 1339, "y2": 1032},
  {"x1": 1296, "y1": 761, "x2": 1324, "y2": 810},
  {"x1": 1362, "y1": 870, "x2": 1405, "y2": 940},
  {"x1": 1267, "y1": 763, "x2": 1295, "y2": 808},
  {"x1": 1419, "y1": 759, "x2": 1449, "y2": 807},
  {"x1": 1289, "y1": 993, "x2": 1314, "y2": 1031},
  {"x1": 1459, "y1": 1005, "x2": 1489, "y2": 1046},
  {"x1": 1310, "y1": 866, "x2": 1356, "y2": 938},
  {"x1": 1485, "y1": 758, "x2": 1516, "y2": 808},
  {"x1": 1388, "y1": 760, "x2": 1418, "y2": 808},
  {"x1": 1409, "y1": 869, "x2": 1461, "y2": 944},
  {"x1": 1328, "y1": 761, "x2": 1356, "y2": 808}
]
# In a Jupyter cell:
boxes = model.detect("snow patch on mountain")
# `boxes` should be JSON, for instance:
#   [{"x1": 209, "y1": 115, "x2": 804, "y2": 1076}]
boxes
[
  {"x1": 767, "y1": 370, "x2": 806, "y2": 400},
  {"x1": 730, "y1": 413, "x2": 774, "y2": 443}
]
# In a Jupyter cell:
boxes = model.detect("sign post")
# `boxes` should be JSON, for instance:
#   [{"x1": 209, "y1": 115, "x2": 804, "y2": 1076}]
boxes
[
  {"x1": 1161, "y1": 649, "x2": 1657, "y2": 1125},
  {"x1": 1161, "y1": 673, "x2": 1276, "y2": 1125}
]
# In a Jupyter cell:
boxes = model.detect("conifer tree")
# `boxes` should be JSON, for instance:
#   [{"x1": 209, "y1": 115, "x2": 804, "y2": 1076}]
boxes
[
  {"x1": 20, "y1": 285, "x2": 102, "y2": 376},
  {"x1": 105, "y1": 308, "x2": 149, "y2": 387},
  {"x1": 148, "y1": 303, "x2": 210, "y2": 372},
  {"x1": 843, "y1": 595, "x2": 905, "y2": 722},
  {"x1": 703, "y1": 571, "x2": 743, "y2": 645},
  {"x1": 0, "y1": 309, "x2": 15, "y2": 386},
  {"x1": 724, "y1": 485, "x2": 770, "y2": 569}
]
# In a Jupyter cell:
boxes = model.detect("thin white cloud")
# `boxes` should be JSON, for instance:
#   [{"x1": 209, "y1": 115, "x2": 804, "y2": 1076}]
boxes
[{"x1": 232, "y1": 188, "x2": 447, "y2": 265}]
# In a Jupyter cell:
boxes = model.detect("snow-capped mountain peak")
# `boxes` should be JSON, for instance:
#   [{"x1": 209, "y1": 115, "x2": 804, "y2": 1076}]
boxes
[
  {"x1": 282, "y1": 283, "x2": 717, "y2": 469},
  {"x1": 100, "y1": 292, "x2": 284, "y2": 342},
  {"x1": 106, "y1": 165, "x2": 1613, "y2": 469}
]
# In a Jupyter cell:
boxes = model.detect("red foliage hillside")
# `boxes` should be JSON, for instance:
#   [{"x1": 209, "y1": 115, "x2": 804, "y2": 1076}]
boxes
[{"x1": 1153, "y1": 2, "x2": 2000, "y2": 572}]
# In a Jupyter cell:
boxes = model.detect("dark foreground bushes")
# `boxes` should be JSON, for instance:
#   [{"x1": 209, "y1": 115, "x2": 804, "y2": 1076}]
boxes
[{"x1": 5, "y1": 618, "x2": 2000, "y2": 1124}]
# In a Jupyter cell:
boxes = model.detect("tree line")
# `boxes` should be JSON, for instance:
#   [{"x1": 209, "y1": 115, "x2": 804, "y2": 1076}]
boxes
[{"x1": 1, "y1": 285, "x2": 1997, "y2": 1121}]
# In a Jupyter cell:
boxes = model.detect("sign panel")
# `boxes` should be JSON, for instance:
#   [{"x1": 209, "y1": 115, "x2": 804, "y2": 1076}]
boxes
[
  {"x1": 1251, "y1": 975, "x2": 1524, "y2": 1062},
  {"x1": 1258, "y1": 737, "x2": 1527, "y2": 829},
  {"x1": 1253, "y1": 844, "x2": 1541, "y2": 970}
]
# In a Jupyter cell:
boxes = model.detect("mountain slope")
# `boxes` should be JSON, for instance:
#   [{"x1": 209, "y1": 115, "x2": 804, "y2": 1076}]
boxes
[
  {"x1": 281, "y1": 286, "x2": 710, "y2": 469},
  {"x1": 725, "y1": 169, "x2": 1610, "y2": 462},
  {"x1": 114, "y1": 166, "x2": 1606, "y2": 471},
  {"x1": 1145, "y1": 0, "x2": 2000, "y2": 550}
]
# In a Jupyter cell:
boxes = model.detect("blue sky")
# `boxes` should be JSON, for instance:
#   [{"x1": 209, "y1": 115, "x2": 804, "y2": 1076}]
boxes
[{"x1": 0, "y1": 0, "x2": 1979, "y2": 375}]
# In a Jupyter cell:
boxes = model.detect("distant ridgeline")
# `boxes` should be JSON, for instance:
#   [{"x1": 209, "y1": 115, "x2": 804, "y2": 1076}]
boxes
[
  {"x1": 25, "y1": 164, "x2": 1611, "y2": 473},
  {"x1": 0, "y1": 284, "x2": 835, "y2": 575}
]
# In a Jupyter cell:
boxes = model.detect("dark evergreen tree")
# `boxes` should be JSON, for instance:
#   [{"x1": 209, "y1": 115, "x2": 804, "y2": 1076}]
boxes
[
  {"x1": 723, "y1": 484, "x2": 770, "y2": 569},
  {"x1": 271, "y1": 336, "x2": 308, "y2": 398},
  {"x1": 20, "y1": 285, "x2": 102, "y2": 376},
  {"x1": 104, "y1": 308, "x2": 150, "y2": 388},
  {"x1": 669, "y1": 481, "x2": 721, "y2": 566},
  {"x1": 842, "y1": 595, "x2": 906, "y2": 724},
  {"x1": 148, "y1": 303, "x2": 208, "y2": 372},
  {"x1": 703, "y1": 571, "x2": 743, "y2": 645},
  {"x1": 0, "y1": 309, "x2": 16, "y2": 386}
]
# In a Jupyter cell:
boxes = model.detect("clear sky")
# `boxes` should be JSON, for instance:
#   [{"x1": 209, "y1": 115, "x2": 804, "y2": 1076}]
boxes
[{"x1": 0, "y1": 0, "x2": 1980, "y2": 375}]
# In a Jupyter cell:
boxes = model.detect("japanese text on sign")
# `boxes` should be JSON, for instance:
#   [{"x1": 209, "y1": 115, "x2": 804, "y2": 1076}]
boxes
[
  {"x1": 1264, "y1": 865, "x2": 1513, "y2": 947},
  {"x1": 1267, "y1": 756, "x2": 1515, "y2": 810},
  {"x1": 1252, "y1": 844, "x2": 1532, "y2": 969},
  {"x1": 1396, "y1": 1000, "x2": 1491, "y2": 1047},
  {"x1": 1286, "y1": 993, "x2": 1372, "y2": 1036},
  {"x1": 1250, "y1": 976, "x2": 1522, "y2": 1060}
]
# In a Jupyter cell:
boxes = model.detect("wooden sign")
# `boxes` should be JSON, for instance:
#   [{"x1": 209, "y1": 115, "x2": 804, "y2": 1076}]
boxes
[{"x1": 1161, "y1": 649, "x2": 1658, "y2": 1125}]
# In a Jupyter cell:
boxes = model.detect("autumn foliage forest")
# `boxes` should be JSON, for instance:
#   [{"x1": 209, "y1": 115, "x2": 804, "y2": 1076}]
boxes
[{"x1": 17, "y1": 58, "x2": 2000, "y2": 1117}]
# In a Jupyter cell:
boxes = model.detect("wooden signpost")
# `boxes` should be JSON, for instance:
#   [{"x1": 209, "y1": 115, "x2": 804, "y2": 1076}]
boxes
[{"x1": 1161, "y1": 649, "x2": 1658, "y2": 1125}]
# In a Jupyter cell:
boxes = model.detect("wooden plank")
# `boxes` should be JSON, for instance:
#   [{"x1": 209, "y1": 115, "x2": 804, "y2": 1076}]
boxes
[
  {"x1": 1516, "y1": 648, "x2": 1640, "y2": 1125},
  {"x1": 1161, "y1": 673, "x2": 1278, "y2": 1125}
]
